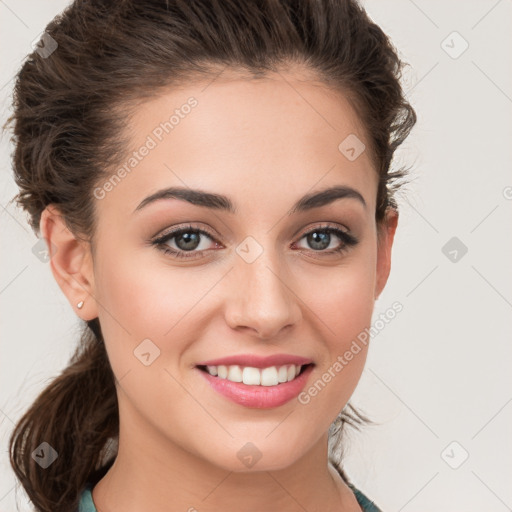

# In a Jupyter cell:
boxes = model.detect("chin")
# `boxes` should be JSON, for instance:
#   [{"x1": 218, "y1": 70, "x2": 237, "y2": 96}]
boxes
[{"x1": 201, "y1": 436, "x2": 308, "y2": 474}]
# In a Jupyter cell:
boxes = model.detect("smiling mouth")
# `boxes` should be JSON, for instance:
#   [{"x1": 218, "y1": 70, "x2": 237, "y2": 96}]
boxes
[{"x1": 196, "y1": 363, "x2": 313, "y2": 386}]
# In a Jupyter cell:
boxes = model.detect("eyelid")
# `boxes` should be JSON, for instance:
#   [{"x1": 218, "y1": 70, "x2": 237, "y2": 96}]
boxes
[
  {"x1": 152, "y1": 223, "x2": 219, "y2": 243},
  {"x1": 296, "y1": 221, "x2": 350, "y2": 237}
]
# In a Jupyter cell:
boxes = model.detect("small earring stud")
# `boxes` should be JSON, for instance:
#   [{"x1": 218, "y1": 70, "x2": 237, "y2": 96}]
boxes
[{"x1": 77, "y1": 300, "x2": 84, "y2": 309}]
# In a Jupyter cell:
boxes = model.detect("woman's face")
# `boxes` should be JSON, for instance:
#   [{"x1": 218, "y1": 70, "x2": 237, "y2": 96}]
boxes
[{"x1": 83, "y1": 70, "x2": 397, "y2": 472}]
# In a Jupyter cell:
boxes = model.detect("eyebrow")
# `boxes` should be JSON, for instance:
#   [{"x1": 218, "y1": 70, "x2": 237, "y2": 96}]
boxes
[{"x1": 133, "y1": 184, "x2": 366, "y2": 215}]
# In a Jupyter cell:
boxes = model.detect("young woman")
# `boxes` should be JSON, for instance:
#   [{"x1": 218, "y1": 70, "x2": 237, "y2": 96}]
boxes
[{"x1": 7, "y1": 1, "x2": 416, "y2": 510}]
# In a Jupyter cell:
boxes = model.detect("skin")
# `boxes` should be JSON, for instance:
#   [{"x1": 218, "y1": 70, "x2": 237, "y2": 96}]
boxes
[{"x1": 40, "y1": 67, "x2": 398, "y2": 512}]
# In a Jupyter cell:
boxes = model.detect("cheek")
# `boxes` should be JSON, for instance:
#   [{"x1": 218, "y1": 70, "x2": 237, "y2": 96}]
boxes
[
  {"x1": 95, "y1": 242, "x2": 201, "y2": 337},
  {"x1": 92, "y1": 246, "x2": 200, "y2": 414},
  {"x1": 294, "y1": 265, "x2": 374, "y2": 421},
  {"x1": 92, "y1": 243, "x2": 174, "y2": 371},
  {"x1": 92, "y1": 241, "x2": 224, "y2": 387},
  {"x1": 301, "y1": 252, "x2": 377, "y2": 340},
  {"x1": 296, "y1": 252, "x2": 376, "y2": 398}
]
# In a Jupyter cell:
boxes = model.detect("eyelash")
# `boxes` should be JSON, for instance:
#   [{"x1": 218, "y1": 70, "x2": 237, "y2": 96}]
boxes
[{"x1": 151, "y1": 223, "x2": 359, "y2": 260}]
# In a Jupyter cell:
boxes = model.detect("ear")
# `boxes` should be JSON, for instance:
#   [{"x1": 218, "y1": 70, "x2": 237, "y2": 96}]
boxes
[
  {"x1": 39, "y1": 204, "x2": 98, "y2": 320},
  {"x1": 374, "y1": 207, "x2": 399, "y2": 300}
]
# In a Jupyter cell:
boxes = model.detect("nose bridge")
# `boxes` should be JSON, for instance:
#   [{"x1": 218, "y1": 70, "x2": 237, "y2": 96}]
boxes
[{"x1": 226, "y1": 234, "x2": 301, "y2": 339}]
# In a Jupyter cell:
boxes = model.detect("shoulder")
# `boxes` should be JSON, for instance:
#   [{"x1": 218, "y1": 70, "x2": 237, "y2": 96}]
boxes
[
  {"x1": 75, "y1": 480, "x2": 382, "y2": 512},
  {"x1": 347, "y1": 482, "x2": 383, "y2": 512},
  {"x1": 76, "y1": 483, "x2": 97, "y2": 512},
  {"x1": 330, "y1": 462, "x2": 383, "y2": 511}
]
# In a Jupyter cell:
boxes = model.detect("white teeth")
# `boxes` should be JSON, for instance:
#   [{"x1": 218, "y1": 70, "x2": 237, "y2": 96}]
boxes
[
  {"x1": 261, "y1": 367, "x2": 278, "y2": 386},
  {"x1": 206, "y1": 365, "x2": 218, "y2": 376},
  {"x1": 203, "y1": 363, "x2": 304, "y2": 385},
  {"x1": 277, "y1": 365, "x2": 288, "y2": 383},
  {"x1": 242, "y1": 367, "x2": 261, "y2": 385},
  {"x1": 227, "y1": 365, "x2": 243, "y2": 383},
  {"x1": 217, "y1": 365, "x2": 228, "y2": 379}
]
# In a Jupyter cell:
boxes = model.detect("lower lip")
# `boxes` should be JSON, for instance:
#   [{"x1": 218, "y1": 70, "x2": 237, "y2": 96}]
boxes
[{"x1": 196, "y1": 364, "x2": 314, "y2": 409}]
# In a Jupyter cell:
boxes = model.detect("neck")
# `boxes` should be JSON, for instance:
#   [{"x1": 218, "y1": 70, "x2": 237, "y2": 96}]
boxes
[{"x1": 91, "y1": 400, "x2": 361, "y2": 511}]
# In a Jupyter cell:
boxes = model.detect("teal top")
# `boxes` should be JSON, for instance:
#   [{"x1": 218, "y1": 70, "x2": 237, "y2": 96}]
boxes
[{"x1": 77, "y1": 482, "x2": 382, "y2": 511}]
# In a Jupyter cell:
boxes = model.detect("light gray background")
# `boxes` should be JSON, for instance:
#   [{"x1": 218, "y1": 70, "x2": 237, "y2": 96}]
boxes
[{"x1": 1, "y1": 1, "x2": 511, "y2": 510}]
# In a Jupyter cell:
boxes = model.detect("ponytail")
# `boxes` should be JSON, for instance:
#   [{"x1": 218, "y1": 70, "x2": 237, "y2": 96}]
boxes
[{"x1": 9, "y1": 319, "x2": 119, "y2": 512}]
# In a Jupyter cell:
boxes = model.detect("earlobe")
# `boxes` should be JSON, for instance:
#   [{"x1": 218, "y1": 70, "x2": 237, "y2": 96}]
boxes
[
  {"x1": 39, "y1": 205, "x2": 98, "y2": 320},
  {"x1": 374, "y1": 208, "x2": 399, "y2": 300}
]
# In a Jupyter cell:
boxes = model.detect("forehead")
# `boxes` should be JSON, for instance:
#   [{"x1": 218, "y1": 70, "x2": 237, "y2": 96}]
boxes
[{"x1": 96, "y1": 71, "x2": 377, "y2": 220}]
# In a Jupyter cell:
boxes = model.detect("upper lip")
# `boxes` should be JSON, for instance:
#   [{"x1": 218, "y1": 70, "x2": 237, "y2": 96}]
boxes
[{"x1": 196, "y1": 353, "x2": 314, "y2": 369}]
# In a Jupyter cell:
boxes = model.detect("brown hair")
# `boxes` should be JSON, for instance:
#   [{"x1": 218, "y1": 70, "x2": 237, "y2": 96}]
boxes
[{"x1": 5, "y1": 1, "x2": 416, "y2": 510}]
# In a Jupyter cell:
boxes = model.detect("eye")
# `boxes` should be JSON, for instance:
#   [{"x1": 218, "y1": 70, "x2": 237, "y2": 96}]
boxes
[
  {"x1": 293, "y1": 223, "x2": 359, "y2": 256},
  {"x1": 151, "y1": 224, "x2": 219, "y2": 259}
]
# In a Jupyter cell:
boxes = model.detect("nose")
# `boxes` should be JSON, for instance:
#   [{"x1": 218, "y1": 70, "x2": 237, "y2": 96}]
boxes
[{"x1": 224, "y1": 248, "x2": 302, "y2": 340}]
